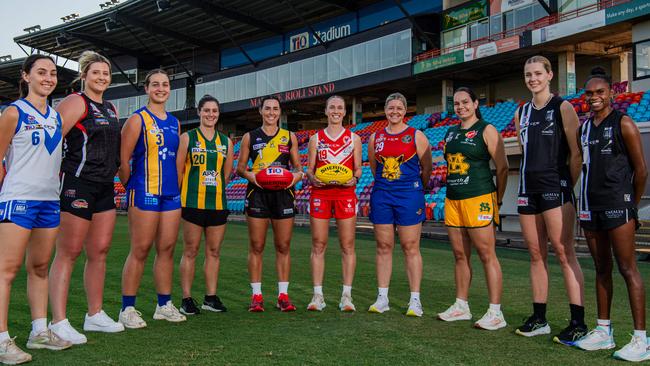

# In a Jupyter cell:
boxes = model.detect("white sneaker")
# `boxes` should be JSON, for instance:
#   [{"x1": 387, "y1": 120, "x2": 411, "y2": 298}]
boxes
[
  {"x1": 613, "y1": 335, "x2": 650, "y2": 362},
  {"x1": 118, "y1": 306, "x2": 147, "y2": 329},
  {"x1": 307, "y1": 294, "x2": 326, "y2": 311},
  {"x1": 48, "y1": 319, "x2": 87, "y2": 345},
  {"x1": 84, "y1": 310, "x2": 125, "y2": 333},
  {"x1": 368, "y1": 297, "x2": 390, "y2": 313},
  {"x1": 437, "y1": 302, "x2": 472, "y2": 321},
  {"x1": 575, "y1": 326, "x2": 615, "y2": 351},
  {"x1": 153, "y1": 301, "x2": 187, "y2": 322},
  {"x1": 0, "y1": 337, "x2": 32, "y2": 365},
  {"x1": 474, "y1": 309, "x2": 507, "y2": 330},
  {"x1": 339, "y1": 294, "x2": 356, "y2": 312},
  {"x1": 406, "y1": 299, "x2": 423, "y2": 317}
]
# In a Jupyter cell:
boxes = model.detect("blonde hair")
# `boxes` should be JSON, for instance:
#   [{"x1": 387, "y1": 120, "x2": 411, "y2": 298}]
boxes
[
  {"x1": 525, "y1": 55, "x2": 552, "y2": 73},
  {"x1": 385, "y1": 92, "x2": 407, "y2": 109},
  {"x1": 74, "y1": 50, "x2": 111, "y2": 85},
  {"x1": 325, "y1": 95, "x2": 345, "y2": 108}
]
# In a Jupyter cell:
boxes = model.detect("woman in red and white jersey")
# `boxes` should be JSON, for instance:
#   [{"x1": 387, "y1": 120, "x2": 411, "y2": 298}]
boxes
[{"x1": 306, "y1": 95, "x2": 362, "y2": 312}]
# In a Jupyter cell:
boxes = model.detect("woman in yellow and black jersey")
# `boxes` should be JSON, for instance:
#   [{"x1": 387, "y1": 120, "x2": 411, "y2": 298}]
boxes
[
  {"x1": 437, "y1": 87, "x2": 509, "y2": 331},
  {"x1": 176, "y1": 95, "x2": 233, "y2": 315},
  {"x1": 236, "y1": 96, "x2": 303, "y2": 312}
]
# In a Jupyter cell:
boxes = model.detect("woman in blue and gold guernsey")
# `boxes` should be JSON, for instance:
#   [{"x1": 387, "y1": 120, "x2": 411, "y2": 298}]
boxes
[
  {"x1": 176, "y1": 95, "x2": 234, "y2": 315},
  {"x1": 118, "y1": 69, "x2": 185, "y2": 328},
  {"x1": 437, "y1": 87, "x2": 508, "y2": 331},
  {"x1": 236, "y1": 96, "x2": 303, "y2": 313},
  {"x1": 0, "y1": 55, "x2": 72, "y2": 365},
  {"x1": 49, "y1": 51, "x2": 124, "y2": 346},
  {"x1": 367, "y1": 92, "x2": 432, "y2": 317}
]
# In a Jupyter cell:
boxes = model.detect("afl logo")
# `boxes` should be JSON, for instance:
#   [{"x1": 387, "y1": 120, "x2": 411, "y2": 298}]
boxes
[{"x1": 401, "y1": 134, "x2": 413, "y2": 143}]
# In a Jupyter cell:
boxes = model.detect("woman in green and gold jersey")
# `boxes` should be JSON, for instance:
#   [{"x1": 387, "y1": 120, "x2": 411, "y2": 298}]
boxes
[
  {"x1": 176, "y1": 95, "x2": 234, "y2": 315},
  {"x1": 437, "y1": 87, "x2": 509, "y2": 331}
]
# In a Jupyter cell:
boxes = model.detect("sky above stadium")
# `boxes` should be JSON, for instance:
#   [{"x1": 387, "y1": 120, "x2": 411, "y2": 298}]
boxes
[{"x1": 0, "y1": 0, "x2": 103, "y2": 65}]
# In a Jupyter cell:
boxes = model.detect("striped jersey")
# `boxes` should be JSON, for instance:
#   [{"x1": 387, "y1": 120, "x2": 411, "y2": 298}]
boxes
[
  {"x1": 517, "y1": 96, "x2": 571, "y2": 194},
  {"x1": 127, "y1": 107, "x2": 180, "y2": 196},
  {"x1": 314, "y1": 128, "x2": 355, "y2": 197},
  {"x1": 248, "y1": 127, "x2": 291, "y2": 174},
  {"x1": 0, "y1": 99, "x2": 63, "y2": 201},
  {"x1": 579, "y1": 109, "x2": 635, "y2": 212},
  {"x1": 373, "y1": 126, "x2": 422, "y2": 191},
  {"x1": 61, "y1": 93, "x2": 121, "y2": 183},
  {"x1": 443, "y1": 120, "x2": 496, "y2": 200},
  {"x1": 181, "y1": 128, "x2": 229, "y2": 210}
]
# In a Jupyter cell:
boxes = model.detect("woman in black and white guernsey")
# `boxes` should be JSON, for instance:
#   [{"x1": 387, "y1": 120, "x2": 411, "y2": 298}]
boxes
[
  {"x1": 514, "y1": 55, "x2": 587, "y2": 346},
  {"x1": 573, "y1": 67, "x2": 648, "y2": 362}
]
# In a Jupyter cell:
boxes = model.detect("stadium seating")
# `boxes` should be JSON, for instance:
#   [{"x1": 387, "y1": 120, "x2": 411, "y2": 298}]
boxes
[{"x1": 115, "y1": 89, "x2": 650, "y2": 220}]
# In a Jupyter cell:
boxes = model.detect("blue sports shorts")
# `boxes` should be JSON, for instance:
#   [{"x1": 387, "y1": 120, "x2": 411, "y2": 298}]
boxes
[{"x1": 369, "y1": 189, "x2": 425, "y2": 226}]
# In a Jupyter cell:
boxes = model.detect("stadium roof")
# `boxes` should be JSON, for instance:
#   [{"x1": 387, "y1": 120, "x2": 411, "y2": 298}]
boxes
[
  {"x1": 14, "y1": 0, "x2": 381, "y2": 73},
  {"x1": 0, "y1": 57, "x2": 77, "y2": 102}
]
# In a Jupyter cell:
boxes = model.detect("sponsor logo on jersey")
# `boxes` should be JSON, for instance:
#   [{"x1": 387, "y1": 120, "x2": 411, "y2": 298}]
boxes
[
  {"x1": 313, "y1": 198, "x2": 321, "y2": 207},
  {"x1": 560, "y1": 180, "x2": 568, "y2": 188},
  {"x1": 13, "y1": 202, "x2": 27, "y2": 214},
  {"x1": 71, "y1": 199, "x2": 89, "y2": 209},
  {"x1": 278, "y1": 144, "x2": 290, "y2": 153},
  {"x1": 447, "y1": 176, "x2": 470, "y2": 185},
  {"x1": 23, "y1": 124, "x2": 44, "y2": 131},
  {"x1": 216, "y1": 145, "x2": 227, "y2": 154},
  {"x1": 416, "y1": 208, "x2": 422, "y2": 215},
  {"x1": 202, "y1": 170, "x2": 218, "y2": 186},
  {"x1": 280, "y1": 136, "x2": 288, "y2": 144},
  {"x1": 579, "y1": 211, "x2": 592, "y2": 221},
  {"x1": 517, "y1": 196, "x2": 529, "y2": 206},
  {"x1": 478, "y1": 214, "x2": 493, "y2": 221},
  {"x1": 465, "y1": 130, "x2": 477, "y2": 139},
  {"x1": 542, "y1": 192, "x2": 560, "y2": 201},
  {"x1": 604, "y1": 209, "x2": 625, "y2": 219},
  {"x1": 64, "y1": 189, "x2": 76, "y2": 198},
  {"x1": 283, "y1": 208, "x2": 294, "y2": 215}
]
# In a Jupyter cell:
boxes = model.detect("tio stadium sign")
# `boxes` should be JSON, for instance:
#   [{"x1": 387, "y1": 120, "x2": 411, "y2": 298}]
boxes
[{"x1": 289, "y1": 24, "x2": 352, "y2": 52}]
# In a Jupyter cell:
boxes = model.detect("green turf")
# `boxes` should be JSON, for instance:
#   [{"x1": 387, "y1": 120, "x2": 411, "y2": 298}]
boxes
[{"x1": 7, "y1": 216, "x2": 650, "y2": 365}]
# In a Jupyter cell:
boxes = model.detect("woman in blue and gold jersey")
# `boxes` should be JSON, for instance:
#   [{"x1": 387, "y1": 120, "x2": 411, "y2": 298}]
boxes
[
  {"x1": 176, "y1": 95, "x2": 233, "y2": 315},
  {"x1": 367, "y1": 92, "x2": 432, "y2": 317},
  {"x1": 118, "y1": 69, "x2": 185, "y2": 328},
  {"x1": 236, "y1": 96, "x2": 303, "y2": 313}
]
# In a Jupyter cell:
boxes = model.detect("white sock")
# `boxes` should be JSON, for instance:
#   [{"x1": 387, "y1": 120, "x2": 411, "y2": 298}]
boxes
[
  {"x1": 0, "y1": 331, "x2": 9, "y2": 343},
  {"x1": 596, "y1": 319, "x2": 611, "y2": 332},
  {"x1": 31, "y1": 318, "x2": 47, "y2": 335},
  {"x1": 378, "y1": 287, "x2": 388, "y2": 298},
  {"x1": 410, "y1": 292, "x2": 420, "y2": 302},
  {"x1": 633, "y1": 330, "x2": 647, "y2": 343},
  {"x1": 251, "y1": 282, "x2": 262, "y2": 295},
  {"x1": 489, "y1": 303, "x2": 501, "y2": 312},
  {"x1": 456, "y1": 298, "x2": 469, "y2": 307},
  {"x1": 278, "y1": 282, "x2": 289, "y2": 295},
  {"x1": 313, "y1": 286, "x2": 323, "y2": 296},
  {"x1": 342, "y1": 285, "x2": 352, "y2": 296}
]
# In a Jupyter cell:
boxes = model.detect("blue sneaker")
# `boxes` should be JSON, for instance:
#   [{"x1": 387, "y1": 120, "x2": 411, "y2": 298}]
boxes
[{"x1": 553, "y1": 322, "x2": 588, "y2": 346}]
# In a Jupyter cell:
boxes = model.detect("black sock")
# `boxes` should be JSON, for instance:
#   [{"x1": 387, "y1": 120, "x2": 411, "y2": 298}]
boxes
[
  {"x1": 205, "y1": 295, "x2": 217, "y2": 302},
  {"x1": 533, "y1": 302, "x2": 547, "y2": 321},
  {"x1": 569, "y1": 304, "x2": 585, "y2": 326}
]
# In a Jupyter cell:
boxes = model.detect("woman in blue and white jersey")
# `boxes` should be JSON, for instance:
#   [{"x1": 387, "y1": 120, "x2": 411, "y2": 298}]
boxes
[{"x1": 0, "y1": 55, "x2": 72, "y2": 365}]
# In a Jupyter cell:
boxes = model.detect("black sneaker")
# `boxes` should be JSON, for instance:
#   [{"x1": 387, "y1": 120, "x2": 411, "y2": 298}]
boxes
[
  {"x1": 515, "y1": 314, "x2": 551, "y2": 337},
  {"x1": 202, "y1": 296, "x2": 227, "y2": 312},
  {"x1": 553, "y1": 322, "x2": 588, "y2": 346},
  {"x1": 180, "y1": 297, "x2": 201, "y2": 315}
]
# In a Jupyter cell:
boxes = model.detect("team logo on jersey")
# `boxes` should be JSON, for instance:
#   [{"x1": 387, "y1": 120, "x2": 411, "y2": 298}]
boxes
[
  {"x1": 603, "y1": 127, "x2": 613, "y2": 140},
  {"x1": 107, "y1": 108, "x2": 117, "y2": 118},
  {"x1": 624, "y1": 194, "x2": 631, "y2": 202},
  {"x1": 195, "y1": 141, "x2": 202, "y2": 147},
  {"x1": 343, "y1": 135, "x2": 351, "y2": 144},
  {"x1": 479, "y1": 202, "x2": 490, "y2": 212},
  {"x1": 545, "y1": 110, "x2": 554, "y2": 122},
  {"x1": 401, "y1": 134, "x2": 412, "y2": 143},
  {"x1": 446, "y1": 153, "x2": 469, "y2": 175},
  {"x1": 465, "y1": 130, "x2": 477, "y2": 139},
  {"x1": 379, "y1": 155, "x2": 404, "y2": 181},
  {"x1": 280, "y1": 136, "x2": 288, "y2": 144}
]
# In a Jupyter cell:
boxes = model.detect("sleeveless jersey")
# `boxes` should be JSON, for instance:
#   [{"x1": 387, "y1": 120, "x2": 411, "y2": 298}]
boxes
[
  {"x1": 181, "y1": 128, "x2": 229, "y2": 210},
  {"x1": 518, "y1": 96, "x2": 571, "y2": 194},
  {"x1": 0, "y1": 99, "x2": 62, "y2": 201},
  {"x1": 443, "y1": 120, "x2": 496, "y2": 200},
  {"x1": 61, "y1": 93, "x2": 121, "y2": 183},
  {"x1": 579, "y1": 109, "x2": 635, "y2": 212},
  {"x1": 248, "y1": 127, "x2": 292, "y2": 174},
  {"x1": 313, "y1": 128, "x2": 355, "y2": 197},
  {"x1": 373, "y1": 126, "x2": 422, "y2": 191},
  {"x1": 127, "y1": 107, "x2": 180, "y2": 196}
]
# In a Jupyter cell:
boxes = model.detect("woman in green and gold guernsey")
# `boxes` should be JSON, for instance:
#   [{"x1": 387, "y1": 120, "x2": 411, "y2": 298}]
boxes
[
  {"x1": 176, "y1": 95, "x2": 234, "y2": 315},
  {"x1": 437, "y1": 87, "x2": 509, "y2": 331}
]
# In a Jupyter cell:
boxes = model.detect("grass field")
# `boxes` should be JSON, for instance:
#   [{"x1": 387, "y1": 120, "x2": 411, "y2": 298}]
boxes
[{"x1": 7, "y1": 216, "x2": 650, "y2": 365}]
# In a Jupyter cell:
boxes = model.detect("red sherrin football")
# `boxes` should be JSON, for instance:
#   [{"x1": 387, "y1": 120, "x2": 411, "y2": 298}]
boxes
[{"x1": 255, "y1": 167, "x2": 293, "y2": 190}]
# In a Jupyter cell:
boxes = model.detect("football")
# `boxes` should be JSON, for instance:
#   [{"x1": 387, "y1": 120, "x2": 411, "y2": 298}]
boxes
[
  {"x1": 255, "y1": 167, "x2": 294, "y2": 190},
  {"x1": 315, "y1": 164, "x2": 353, "y2": 185}
]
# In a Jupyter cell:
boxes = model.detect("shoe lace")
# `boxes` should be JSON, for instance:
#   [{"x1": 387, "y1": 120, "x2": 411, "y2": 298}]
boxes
[
  {"x1": 1, "y1": 337, "x2": 17, "y2": 352},
  {"x1": 625, "y1": 334, "x2": 645, "y2": 350},
  {"x1": 127, "y1": 308, "x2": 143, "y2": 321}
]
